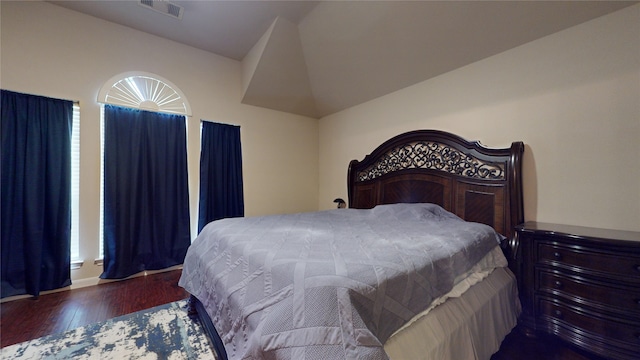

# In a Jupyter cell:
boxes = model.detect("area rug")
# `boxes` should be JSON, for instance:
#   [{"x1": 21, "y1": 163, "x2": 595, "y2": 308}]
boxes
[{"x1": 1, "y1": 300, "x2": 216, "y2": 359}]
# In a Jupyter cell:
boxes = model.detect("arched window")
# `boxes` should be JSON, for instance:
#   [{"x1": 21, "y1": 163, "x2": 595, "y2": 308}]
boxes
[
  {"x1": 97, "y1": 71, "x2": 191, "y2": 116},
  {"x1": 97, "y1": 72, "x2": 192, "y2": 271}
]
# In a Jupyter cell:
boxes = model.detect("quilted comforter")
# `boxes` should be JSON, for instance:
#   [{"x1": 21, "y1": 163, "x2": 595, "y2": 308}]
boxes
[{"x1": 179, "y1": 203, "x2": 505, "y2": 360}]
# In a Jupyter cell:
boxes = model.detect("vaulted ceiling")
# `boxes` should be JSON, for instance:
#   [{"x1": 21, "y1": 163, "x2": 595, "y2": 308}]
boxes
[{"x1": 50, "y1": 1, "x2": 637, "y2": 118}]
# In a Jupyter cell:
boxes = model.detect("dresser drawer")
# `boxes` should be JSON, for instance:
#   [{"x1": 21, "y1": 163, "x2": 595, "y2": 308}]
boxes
[
  {"x1": 537, "y1": 298, "x2": 640, "y2": 351},
  {"x1": 537, "y1": 270, "x2": 640, "y2": 315},
  {"x1": 538, "y1": 242, "x2": 640, "y2": 279},
  {"x1": 518, "y1": 222, "x2": 640, "y2": 360}
]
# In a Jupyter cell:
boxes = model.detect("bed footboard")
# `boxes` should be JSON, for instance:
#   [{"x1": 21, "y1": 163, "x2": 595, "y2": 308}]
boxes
[{"x1": 188, "y1": 295, "x2": 228, "y2": 360}]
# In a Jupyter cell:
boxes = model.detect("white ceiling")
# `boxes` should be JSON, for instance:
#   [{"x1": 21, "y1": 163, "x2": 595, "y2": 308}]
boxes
[{"x1": 50, "y1": 1, "x2": 637, "y2": 118}]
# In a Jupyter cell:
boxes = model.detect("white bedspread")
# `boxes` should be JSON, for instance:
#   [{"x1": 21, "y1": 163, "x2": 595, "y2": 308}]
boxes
[{"x1": 179, "y1": 203, "x2": 506, "y2": 360}]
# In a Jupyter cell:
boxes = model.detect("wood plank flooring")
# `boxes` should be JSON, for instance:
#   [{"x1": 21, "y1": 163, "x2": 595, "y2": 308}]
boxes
[
  {"x1": 1, "y1": 269, "x2": 600, "y2": 359},
  {"x1": 1, "y1": 270, "x2": 188, "y2": 348}
]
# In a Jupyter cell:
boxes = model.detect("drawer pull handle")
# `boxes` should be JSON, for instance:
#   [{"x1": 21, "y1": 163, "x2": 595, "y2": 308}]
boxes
[
  {"x1": 553, "y1": 252, "x2": 562, "y2": 260},
  {"x1": 554, "y1": 281, "x2": 563, "y2": 289},
  {"x1": 553, "y1": 309, "x2": 563, "y2": 319},
  {"x1": 635, "y1": 265, "x2": 640, "y2": 272}
]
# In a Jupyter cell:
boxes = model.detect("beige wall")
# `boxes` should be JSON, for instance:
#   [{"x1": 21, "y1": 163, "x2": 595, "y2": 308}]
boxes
[
  {"x1": 1, "y1": 1, "x2": 319, "y2": 282},
  {"x1": 319, "y1": 4, "x2": 640, "y2": 232},
  {"x1": 2, "y1": 1, "x2": 638, "y2": 288}
]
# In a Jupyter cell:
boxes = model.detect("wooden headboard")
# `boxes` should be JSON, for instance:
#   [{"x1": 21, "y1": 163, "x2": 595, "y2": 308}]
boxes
[{"x1": 348, "y1": 130, "x2": 524, "y2": 246}]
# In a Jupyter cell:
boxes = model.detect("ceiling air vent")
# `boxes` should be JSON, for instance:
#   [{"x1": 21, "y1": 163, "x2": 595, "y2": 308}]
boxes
[{"x1": 138, "y1": 0, "x2": 184, "y2": 20}]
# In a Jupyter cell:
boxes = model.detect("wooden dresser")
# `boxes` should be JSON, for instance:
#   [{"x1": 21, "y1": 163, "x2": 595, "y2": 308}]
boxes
[{"x1": 515, "y1": 222, "x2": 640, "y2": 360}]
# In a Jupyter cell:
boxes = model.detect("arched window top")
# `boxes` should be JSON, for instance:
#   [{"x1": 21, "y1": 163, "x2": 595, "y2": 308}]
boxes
[{"x1": 98, "y1": 71, "x2": 192, "y2": 116}]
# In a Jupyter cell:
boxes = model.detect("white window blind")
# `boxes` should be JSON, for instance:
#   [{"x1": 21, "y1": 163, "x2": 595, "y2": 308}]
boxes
[
  {"x1": 99, "y1": 106, "x2": 105, "y2": 259},
  {"x1": 71, "y1": 102, "x2": 80, "y2": 260}
]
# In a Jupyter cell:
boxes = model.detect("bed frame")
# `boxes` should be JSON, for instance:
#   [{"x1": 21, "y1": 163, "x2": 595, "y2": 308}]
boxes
[
  {"x1": 348, "y1": 130, "x2": 524, "y2": 268},
  {"x1": 189, "y1": 129, "x2": 525, "y2": 360}
]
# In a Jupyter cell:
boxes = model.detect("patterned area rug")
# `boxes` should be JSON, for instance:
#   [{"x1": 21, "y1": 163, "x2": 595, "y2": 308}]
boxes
[{"x1": 1, "y1": 300, "x2": 216, "y2": 359}]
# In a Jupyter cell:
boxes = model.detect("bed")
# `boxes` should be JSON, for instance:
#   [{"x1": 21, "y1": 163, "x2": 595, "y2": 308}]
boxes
[{"x1": 179, "y1": 129, "x2": 525, "y2": 360}]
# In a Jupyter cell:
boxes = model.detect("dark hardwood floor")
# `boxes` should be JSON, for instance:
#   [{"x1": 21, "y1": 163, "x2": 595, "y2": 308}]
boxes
[
  {"x1": 491, "y1": 329, "x2": 602, "y2": 360},
  {"x1": 1, "y1": 269, "x2": 601, "y2": 359},
  {"x1": 1, "y1": 269, "x2": 189, "y2": 348}
]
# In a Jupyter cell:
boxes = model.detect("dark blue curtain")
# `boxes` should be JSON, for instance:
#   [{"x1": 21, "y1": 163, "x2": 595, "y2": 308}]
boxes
[
  {"x1": 198, "y1": 121, "x2": 244, "y2": 232},
  {"x1": 101, "y1": 105, "x2": 191, "y2": 279},
  {"x1": 1, "y1": 90, "x2": 73, "y2": 298}
]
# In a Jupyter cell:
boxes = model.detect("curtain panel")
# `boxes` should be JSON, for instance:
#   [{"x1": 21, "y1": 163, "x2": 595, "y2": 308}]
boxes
[
  {"x1": 101, "y1": 105, "x2": 191, "y2": 279},
  {"x1": 1, "y1": 90, "x2": 73, "y2": 298},
  {"x1": 198, "y1": 121, "x2": 244, "y2": 232}
]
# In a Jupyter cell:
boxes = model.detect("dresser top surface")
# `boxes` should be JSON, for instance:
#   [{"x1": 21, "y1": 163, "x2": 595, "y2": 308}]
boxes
[{"x1": 516, "y1": 222, "x2": 640, "y2": 243}]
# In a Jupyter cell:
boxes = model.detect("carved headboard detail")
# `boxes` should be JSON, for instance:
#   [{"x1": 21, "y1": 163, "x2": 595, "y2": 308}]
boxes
[
  {"x1": 348, "y1": 130, "x2": 524, "y2": 244},
  {"x1": 355, "y1": 140, "x2": 506, "y2": 182}
]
